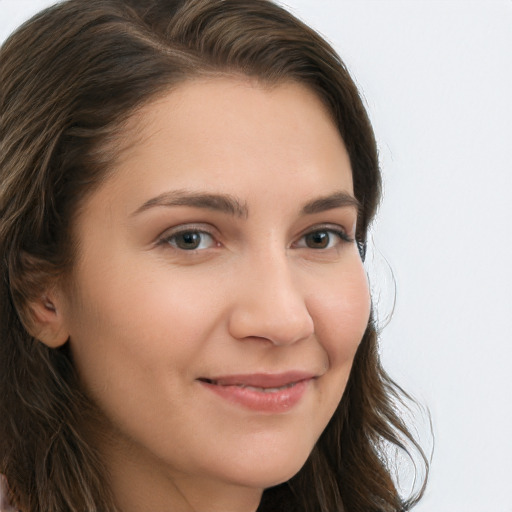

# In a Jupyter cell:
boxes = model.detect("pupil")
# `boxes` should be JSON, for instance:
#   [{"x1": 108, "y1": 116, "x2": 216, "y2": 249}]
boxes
[
  {"x1": 307, "y1": 231, "x2": 329, "y2": 248},
  {"x1": 177, "y1": 232, "x2": 200, "y2": 249}
]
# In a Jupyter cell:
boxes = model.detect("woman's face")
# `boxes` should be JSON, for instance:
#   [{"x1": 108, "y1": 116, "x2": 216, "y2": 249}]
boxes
[{"x1": 57, "y1": 78, "x2": 370, "y2": 510}]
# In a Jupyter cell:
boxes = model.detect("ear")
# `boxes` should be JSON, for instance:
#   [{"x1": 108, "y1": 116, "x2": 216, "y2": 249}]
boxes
[{"x1": 27, "y1": 290, "x2": 70, "y2": 348}]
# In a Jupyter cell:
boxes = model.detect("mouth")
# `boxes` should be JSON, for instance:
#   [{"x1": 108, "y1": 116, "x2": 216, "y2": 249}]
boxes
[
  {"x1": 197, "y1": 372, "x2": 315, "y2": 412},
  {"x1": 198, "y1": 370, "x2": 315, "y2": 388},
  {"x1": 198, "y1": 378, "x2": 299, "y2": 393}
]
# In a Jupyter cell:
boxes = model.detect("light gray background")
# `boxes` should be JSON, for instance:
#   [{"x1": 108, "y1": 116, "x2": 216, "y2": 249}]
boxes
[{"x1": 1, "y1": 1, "x2": 511, "y2": 511}]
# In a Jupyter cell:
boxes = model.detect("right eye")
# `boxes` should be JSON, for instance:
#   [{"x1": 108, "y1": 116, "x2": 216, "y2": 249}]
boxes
[
  {"x1": 293, "y1": 227, "x2": 353, "y2": 250},
  {"x1": 159, "y1": 230, "x2": 217, "y2": 251}
]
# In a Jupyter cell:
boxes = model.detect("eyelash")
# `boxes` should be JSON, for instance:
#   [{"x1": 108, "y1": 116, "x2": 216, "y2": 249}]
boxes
[
  {"x1": 157, "y1": 224, "x2": 354, "y2": 252},
  {"x1": 293, "y1": 226, "x2": 354, "y2": 250},
  {"x1": 157, "y1": 225, "x2": 219, "y2": 251}
]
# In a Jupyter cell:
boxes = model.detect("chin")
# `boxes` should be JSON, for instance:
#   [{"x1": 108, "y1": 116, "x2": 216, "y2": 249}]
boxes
[{"x1": 220, "y1": 448, "x2": 311, "y2": 490}]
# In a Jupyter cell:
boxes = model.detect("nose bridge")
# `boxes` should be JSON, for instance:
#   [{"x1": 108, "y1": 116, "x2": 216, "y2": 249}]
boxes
[{"x1": 228, "y1": 247, "x2": 314, "y2": 345}]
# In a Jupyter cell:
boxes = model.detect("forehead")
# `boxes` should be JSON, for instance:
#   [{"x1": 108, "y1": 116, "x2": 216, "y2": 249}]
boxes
[{"x1": 80, "y1": 77, "x2": 354, "y2": 225}]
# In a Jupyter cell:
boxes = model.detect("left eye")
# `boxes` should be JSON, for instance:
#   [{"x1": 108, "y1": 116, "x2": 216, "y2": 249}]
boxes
[
  {"x1": 295, "y1": 229, "x2": 350, "y2": 250},
  {"x1": 162, "y1": 230, "x2": 216, "y2": 251}
]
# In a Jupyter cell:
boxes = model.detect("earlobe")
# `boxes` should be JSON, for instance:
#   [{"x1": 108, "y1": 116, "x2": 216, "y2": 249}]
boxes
[{"x1": 27, "y1": 293, "x2": 70, "y2": 348}]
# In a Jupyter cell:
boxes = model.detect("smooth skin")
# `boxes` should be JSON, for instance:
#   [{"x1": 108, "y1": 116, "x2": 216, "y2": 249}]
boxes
[{"x1": 33, "y1": 78, "x2": 371, "y2": 512}]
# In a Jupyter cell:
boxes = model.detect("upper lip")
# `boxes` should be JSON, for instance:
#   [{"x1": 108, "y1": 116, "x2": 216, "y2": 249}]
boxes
[{"x1": 198, "y1": 371, "x2": 317, "y2": 388}]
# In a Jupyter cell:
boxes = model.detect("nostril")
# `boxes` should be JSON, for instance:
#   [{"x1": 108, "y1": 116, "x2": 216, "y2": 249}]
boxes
[{"x1": 226, "y1": 269, "x2": 314, "y2": 346}]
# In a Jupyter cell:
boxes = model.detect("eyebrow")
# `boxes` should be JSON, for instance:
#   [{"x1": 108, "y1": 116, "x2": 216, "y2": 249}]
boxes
[
  {"x1": 131, "y1": 189, "x2": 360, "y2": 218},
  {"x1": 301, "y1": 191, "x2": 361, "y2": 215},
  {"x1": 131, "y1": 190, "x2": 249, "y2": 218}
]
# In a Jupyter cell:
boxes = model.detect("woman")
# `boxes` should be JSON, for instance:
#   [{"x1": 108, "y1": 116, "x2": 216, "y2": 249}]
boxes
[{"x1": 0, "y1": 0, "x2": 428, "y2": 510}]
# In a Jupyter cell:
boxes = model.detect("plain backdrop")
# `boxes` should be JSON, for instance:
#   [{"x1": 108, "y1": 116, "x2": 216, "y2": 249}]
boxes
[{"x1": 1, "y1": 1, "x2": 511, "y2": 511}]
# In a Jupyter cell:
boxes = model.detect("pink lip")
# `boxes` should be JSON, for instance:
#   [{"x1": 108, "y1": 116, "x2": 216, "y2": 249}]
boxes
[{"x1": 198, "y1": 371, "x2": 315, "y2": 413}]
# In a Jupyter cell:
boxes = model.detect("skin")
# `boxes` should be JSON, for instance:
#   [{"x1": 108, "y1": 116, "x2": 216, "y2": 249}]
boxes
[{"x1": 42, "y1": 78, "x2": 371, "y2": 512}]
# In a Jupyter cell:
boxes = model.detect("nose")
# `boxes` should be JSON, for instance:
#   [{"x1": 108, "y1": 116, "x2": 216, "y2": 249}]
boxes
[{"x1": 227, "y1": 254, "x2": 315, "y2": 346}]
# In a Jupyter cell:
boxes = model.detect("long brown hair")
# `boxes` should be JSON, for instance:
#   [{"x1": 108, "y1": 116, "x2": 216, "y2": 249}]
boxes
[{"x1": 0, "y1": 1, "x2": 428, "y2": 510}]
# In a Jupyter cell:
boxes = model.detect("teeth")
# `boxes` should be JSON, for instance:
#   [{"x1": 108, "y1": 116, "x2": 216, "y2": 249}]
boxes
[
  {"x1": 201, "y1": 379, "x2": 297, "y2": 392},
  {"x1": 239, "y1": 383, "x2": 295, "y2": 392}
]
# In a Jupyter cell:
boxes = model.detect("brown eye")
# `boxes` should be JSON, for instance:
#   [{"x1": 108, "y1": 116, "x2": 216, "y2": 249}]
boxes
[
  {"x1": 305, "y1": 231, "x2": 331, "y2": 249},
  {"x1": 294, "y1": 228, "x2": 352, "y2": 251},
  {"x1": 163, "y1": 231, "x2": 215, "y2": 250}
]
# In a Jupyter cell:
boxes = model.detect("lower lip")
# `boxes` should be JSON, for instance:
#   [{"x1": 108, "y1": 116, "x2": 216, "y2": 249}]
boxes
[{"x1": 199, "y1": 379, "x2": 311, "y2": 413}]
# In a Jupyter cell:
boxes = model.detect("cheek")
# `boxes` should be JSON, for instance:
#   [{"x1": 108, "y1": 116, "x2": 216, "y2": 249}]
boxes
[
  {"x1": 64, "y1": 257, "x2": 222, "y2": 402},
  {"x1": 308, "y1": 261, "x2": 370, "y2": 368}
]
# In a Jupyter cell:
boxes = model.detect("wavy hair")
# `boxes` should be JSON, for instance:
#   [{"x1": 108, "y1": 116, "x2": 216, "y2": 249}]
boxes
[{"x1": 0, "y1": 1, "x2": 428, "y2": 510}]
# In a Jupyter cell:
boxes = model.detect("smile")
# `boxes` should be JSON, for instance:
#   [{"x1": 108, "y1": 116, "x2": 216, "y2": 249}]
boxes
[
  {"x1": 197, "y1": 372, "x2": 314, "y2": 413},
  {"x1": 200, "y1": 379, "x2": 297, "y2": 393}
]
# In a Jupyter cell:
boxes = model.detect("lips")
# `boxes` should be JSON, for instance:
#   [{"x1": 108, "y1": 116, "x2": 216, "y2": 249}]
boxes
[
  {"x1": 199, "y1": 371, "x2": 314, "y2": 388},
  {"x1": 197, "y1": 371, "x2": 315, "y2": 412},
  {"x1": 200, "y1": 379, "x2": 297, "y2": 393}
]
